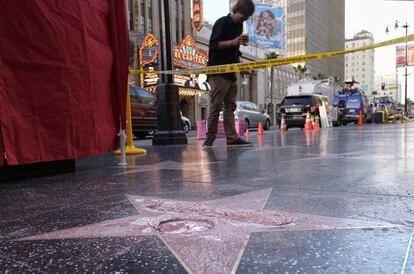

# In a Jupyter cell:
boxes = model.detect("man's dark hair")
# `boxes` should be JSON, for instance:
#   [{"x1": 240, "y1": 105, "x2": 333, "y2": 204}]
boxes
[{"x1": 232, "y1": 0, "x2": 255, "y2": 16}]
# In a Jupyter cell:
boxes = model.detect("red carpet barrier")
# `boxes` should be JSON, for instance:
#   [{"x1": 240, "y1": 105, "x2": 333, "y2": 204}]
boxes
[{"x1": 0, "y1": 0, "x2": 128, "y2": 167}]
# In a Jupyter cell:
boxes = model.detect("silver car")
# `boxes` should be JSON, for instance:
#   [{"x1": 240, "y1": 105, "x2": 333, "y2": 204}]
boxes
[
  {"x1": 220, "y1": 101, "x2": 272, "y2": 130},
  {"x1": 180, "y1": 112, "x2": 192, "y2": 134}
]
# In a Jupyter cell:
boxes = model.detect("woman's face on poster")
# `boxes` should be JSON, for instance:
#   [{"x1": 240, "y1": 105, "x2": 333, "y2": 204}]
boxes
[{"x1": 260, "y1": 11, "x2": 275, "y2": 28}]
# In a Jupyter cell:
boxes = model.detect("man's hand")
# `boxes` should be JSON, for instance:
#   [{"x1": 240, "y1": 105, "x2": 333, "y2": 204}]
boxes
[
  {"x1": 217, "y1": 35, "x2": 249, "y2": 49},
  {"x1": 233, "y1": 35, "x2": 249, "y2": 46}
]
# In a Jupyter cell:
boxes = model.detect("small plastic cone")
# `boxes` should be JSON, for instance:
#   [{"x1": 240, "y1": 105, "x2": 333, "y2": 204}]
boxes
[
  {"x1": 304, "y1": 111, "x2": 313, "y2": 130},
  {"x1": 197, "y1": 120, "x2": 207, "y2": 140},
  {"x1": 358, "y1": 109, "x2": 364, "y2": 127},
  {"x1": 280, "y1": 115, "x2": 288, "y2": 133},
  {"x1": 258, "y1": 122, "x2": 265, "y2": 135}
]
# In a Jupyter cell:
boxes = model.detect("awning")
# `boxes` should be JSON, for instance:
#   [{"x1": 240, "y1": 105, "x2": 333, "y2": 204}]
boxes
[{"x1": 179, "y1": 88, "x2": 209, "y2": 97}]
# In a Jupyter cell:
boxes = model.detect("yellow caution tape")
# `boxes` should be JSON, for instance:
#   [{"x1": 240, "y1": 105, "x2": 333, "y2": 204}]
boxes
[{"x1": 130, "y1": 33, "x2": 414, "y2": 76}]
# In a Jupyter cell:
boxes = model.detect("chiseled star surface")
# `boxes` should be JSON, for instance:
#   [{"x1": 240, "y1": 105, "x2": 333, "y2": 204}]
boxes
[{"x1": 18, "y1": 189, "x2": 399, "y2": 274}]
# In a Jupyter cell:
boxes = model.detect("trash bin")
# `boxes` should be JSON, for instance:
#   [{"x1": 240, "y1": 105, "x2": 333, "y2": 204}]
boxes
[{"x1": 373, "y1": 112, "x2": 384, "y2": 124}]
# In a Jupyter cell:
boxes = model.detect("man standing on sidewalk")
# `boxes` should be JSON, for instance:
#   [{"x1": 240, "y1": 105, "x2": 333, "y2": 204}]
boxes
[{"x1": 203, "y1": 0, "x2": 255, "y2": 148}]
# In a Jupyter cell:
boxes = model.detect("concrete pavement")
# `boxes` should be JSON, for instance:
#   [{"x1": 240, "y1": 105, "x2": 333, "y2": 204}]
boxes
[{"x1": 1, "y1": 123, "x2": 414, "y2": 273}]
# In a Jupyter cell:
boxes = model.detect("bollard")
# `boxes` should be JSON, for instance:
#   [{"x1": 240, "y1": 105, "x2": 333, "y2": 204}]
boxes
[
  {"x1": 197, "y1": 120, "x2": 207, "y2": 140},
  {"x1": 235, "y1": 120, "x2": 246, "y2": 137}
]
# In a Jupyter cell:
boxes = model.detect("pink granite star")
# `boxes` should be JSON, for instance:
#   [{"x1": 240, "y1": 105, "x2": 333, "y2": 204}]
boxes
[{"x1": 18, "y1": 189, "x2": 399, "y2": 274}]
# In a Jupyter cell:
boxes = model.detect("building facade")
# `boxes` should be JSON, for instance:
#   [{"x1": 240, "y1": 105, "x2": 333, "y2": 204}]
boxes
[
  {"x1": 128, "y1": 0, "x2": 300, "y2": 127},
  {"x1": 374, "y1": 73, "x2": 399, "y2": 102},
  {"x1": 229, "y1": 0, "x2": 345, "y2": 84},
  {"x1": 127, "y1": 0, "x2": 202, "y2": 126},
  {"x1": 230, "y1": 0, "x2": 345, "y2": 80},
  {"x1": 345, "y1": 30, "x2": 375, "y2": 94},
  {"x1": 228, "y1": 0, "x2": 299, "y2": 120},
  {"x1": 286, "y1": 0, "x2": 345, "y2": 80}
]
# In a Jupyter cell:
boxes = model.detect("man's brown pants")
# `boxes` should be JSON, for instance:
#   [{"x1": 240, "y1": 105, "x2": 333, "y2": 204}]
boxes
[{"x1": 207, "y1": 76, "x2": 238, "y2": 142}]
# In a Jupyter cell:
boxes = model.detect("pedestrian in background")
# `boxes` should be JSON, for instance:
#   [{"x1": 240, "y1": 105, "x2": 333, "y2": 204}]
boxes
[{"x1": 203, "y1": 0, "x2": 255, "y2": 148}]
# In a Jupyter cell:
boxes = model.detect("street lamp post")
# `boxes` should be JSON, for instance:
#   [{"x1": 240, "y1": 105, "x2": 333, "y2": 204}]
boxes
[
  {"x1": 152, "y1": 0, "x2": 187, "y2": 146},
  {"x1": 386, "y1": 20, "x2": 409, "y2": 115}
]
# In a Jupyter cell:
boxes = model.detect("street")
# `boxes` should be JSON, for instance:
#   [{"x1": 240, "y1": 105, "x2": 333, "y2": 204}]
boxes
[{"x1": 1, "y1": 123, "x2": 413, "y2": 273}]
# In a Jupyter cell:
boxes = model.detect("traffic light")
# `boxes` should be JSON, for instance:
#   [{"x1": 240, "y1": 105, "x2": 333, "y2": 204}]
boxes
[{"x1": 381, "y1": 83, "x2": 385, "y2": 90}]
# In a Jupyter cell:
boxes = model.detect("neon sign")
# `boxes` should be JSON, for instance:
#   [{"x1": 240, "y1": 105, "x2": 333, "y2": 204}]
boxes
[
  {"x1": 139, "y1": 33, "x2": 158, "y2": 66},
  {"x1": 173, "y1": 35, "x2": 208, "y2": 69},
  {"x1": 192, "y1": 0, "x2": 203, "y2": 32}
]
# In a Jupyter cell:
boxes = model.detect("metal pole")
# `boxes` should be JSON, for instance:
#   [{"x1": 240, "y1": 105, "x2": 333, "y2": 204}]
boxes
[
  {"x1": 162, "y1": 0, "x2": 173, "y2": 83},
  {"x1": 152, "y1": 0, "x2": 187, "y2": 146},
  {"x1": 404, "y1": 24, "x2": 408, "y2": 115},
  {"x1": 270, "y1": 67, "x2": 274, "y2": 121}
]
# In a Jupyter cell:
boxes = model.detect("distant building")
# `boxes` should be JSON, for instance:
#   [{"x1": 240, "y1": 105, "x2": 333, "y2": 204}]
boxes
[
  {"x1": 345, "y1": 30, "x2": 375, "y2": 94},
  {"x1": 231, "y1": 0, "x2": 345, "y2": 80},
  {"x1": 285, "y1": 0, "x2": 345, "y2": 80},
  {"x1": 374, "y1": 73, "x2": 398, "y2": 102}
]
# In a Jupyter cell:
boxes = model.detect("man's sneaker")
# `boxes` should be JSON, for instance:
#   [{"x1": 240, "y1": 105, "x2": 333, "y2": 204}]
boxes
[
  {"x1": 203, "y1": 138, "x2": 215, "y2": 148},
  {"x1": 227, "y1": 138, "x2": 253, "y2": 147}
]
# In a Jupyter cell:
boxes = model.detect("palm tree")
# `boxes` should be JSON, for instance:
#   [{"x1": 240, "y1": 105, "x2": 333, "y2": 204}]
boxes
[
  {"x1": 265, "y1": 52, "x2": 279, "y2": 122},
  {"x1": 294, "y1": 64, "x2": 308, "y2": 79}
]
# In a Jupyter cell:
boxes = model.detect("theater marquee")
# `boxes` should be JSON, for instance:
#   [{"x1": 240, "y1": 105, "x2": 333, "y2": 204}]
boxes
[{"x1": 173, "y1": 35, "x2": 208, "y2": 69}]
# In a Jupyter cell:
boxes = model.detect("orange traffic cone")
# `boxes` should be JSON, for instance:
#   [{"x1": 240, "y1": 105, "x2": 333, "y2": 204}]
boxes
[
  {"x1": 313, "y1": 116, "x2": 320, "y2": 130},
  {"x1": 280, "y1": 114, "x2": 288, "y2": 133},
  {"x1": 258, "y1": 122, "x2": 265, "y2": 135},
  {"x1": 358, "y1": 109, "x2": 364, "y2": 127},
  {"x1": 304, "y1": 111, "x2": 313, "y2": 130}
]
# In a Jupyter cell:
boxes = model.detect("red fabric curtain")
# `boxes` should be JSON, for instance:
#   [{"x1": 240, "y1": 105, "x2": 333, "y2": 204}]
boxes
[{"x1": 0, "y1": 0, "x2": 128, "y2": 166}]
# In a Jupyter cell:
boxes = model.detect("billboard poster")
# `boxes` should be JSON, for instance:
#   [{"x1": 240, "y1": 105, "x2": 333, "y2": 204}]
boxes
[
  {"x1": 246, "y1": 4, "x2": 284, "y2": 49},
  {"x1": 396, "y1": 44, "x2": 414, "y2": 67}
]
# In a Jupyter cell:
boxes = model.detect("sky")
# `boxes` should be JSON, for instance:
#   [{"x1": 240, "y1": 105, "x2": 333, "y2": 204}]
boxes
[{"x1": 204, "y1": 0, "x2": 414, "y2": 76}]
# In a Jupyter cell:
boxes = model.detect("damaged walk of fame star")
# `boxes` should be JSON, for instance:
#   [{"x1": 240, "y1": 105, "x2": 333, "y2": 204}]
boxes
[{"x1": 17, "y1": 188, "x2": 400, "y2": 274}]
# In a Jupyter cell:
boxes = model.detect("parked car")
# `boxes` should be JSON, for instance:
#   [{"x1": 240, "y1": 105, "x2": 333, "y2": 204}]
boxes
[
  {"x1": 180, "y1": 112, "x2": 192, "y2": 134},
  {"x1": 220, "y1": 101, "x2": 271, "y2": 130},
  {"x1": 278, "y1": 94, "x2": 340, "y2": 128},
  {"x1": 130, "y1": 86, "x2": 193, "y2": 138},
  {"x1": 130, "y1": 86, "x2": 157, "y2": 139}
]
